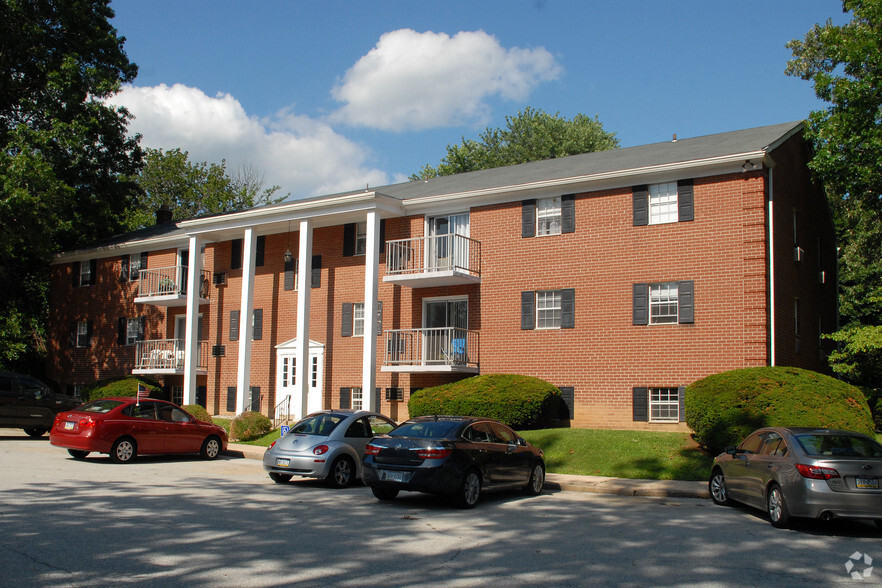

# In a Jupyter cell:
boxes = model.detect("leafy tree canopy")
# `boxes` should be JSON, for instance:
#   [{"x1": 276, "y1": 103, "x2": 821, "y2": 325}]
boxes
[
  {"x1": 786, "y1": 0, "x2": 882, "y2": 385},
  {"x1": 128, "y1": 148, "x2": 287, "y2": 229},
  {"x1": 412, "y1": 107, "x2": 619, "y2": 179}
]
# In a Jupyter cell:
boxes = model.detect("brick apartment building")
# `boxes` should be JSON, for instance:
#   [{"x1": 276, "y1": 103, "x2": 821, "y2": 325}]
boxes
[{"x1": 46, "y1": 120, "x2": 837, "y2": 431}]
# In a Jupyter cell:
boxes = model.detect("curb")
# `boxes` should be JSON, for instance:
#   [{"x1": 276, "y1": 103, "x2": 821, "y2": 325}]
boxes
[{"x1": 225, "y1": 443, "x2": 710, "y2": 500}]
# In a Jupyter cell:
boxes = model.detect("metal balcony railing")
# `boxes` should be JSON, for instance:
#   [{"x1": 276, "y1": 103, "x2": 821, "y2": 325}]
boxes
[
  {"x1": 137, "y1": 266, "x2": 210, "y2": 299},
  {"x1": 134, "y1": 339, "x2": 208, "y2": 371},
  {"x1": 383, "y1": 327, "x2": 479, "y2": 369},
  {"x1": 385, "y1": 234, "x2": 481, "y2": 278}
]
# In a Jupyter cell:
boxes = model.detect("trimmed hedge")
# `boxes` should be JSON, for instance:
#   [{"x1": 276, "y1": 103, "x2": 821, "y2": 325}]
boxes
[
  {"x1": 686, "y1": 366, "x2": 874, "y2": 455},
  {"x1": 408, "y1": 374, "x2": 564, "y2": 430},
  {"x1": 231, "y1": 411, "x2": 272, "y2": 441},
  {"x1": 183, "y1": 404, "x2": 212, "y2": 423},
  {"x1": 85, "y1": 376, "x2": 164, "y2": 402}
]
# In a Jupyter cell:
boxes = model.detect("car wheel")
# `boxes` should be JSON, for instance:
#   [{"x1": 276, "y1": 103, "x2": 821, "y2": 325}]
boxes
[
  {"x1": 24, "y1": 427, "x2": 48, "y2": 438},
  {"x1": 269, "y1": 472, "x2": 292, "y2": 484},
  {"x1": 328, "y1": 456, "x2": 355, "y2": 488},
  {"x1": 200, "y1": 435, "x2": 222, "y2": 460},
  {"x1": 523, "y1": 462, "x2": 545, "y2": 496},
  {"x1": 110, "y1": 437, "x2": 136, "y2": 464},
  {"x1": 767, "y1": 483, "x2": 791, "y2": 528},
  {"x1": 455, "y1": 469, "x2": 481, "y2": 509},
  {"x1": 709, "y1": 468, "x2": 733, "y2": 506},
  {"x1": 371, "y1": 487, "x2": 399, "y2": 501},
  {"x1": 67, "y1": 449, "x2": 89, "y2": 460}
]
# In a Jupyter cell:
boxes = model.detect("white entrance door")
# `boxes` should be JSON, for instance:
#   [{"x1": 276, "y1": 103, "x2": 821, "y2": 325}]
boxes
[{"x1": 276, "y1": 339, "x2": 324, "y2": 421}]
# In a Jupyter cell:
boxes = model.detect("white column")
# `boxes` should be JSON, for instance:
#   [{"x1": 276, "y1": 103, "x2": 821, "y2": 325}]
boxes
[
  {"x1": 236, "y1": 228, "x2": 257, "y2": 414},
  {"x1": 295, "y1": 219, "x2": 313, "y2": 420},
  {"x1": 183, "y1": 235, "x2": 202, "y2": 405},
  {"x1": 362, "y1": 210, "x2": 380, "y2": 411}
]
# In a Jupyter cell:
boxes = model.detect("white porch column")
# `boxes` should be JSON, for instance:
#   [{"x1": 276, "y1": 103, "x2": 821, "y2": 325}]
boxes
[
  {"x1": 236, "y1": 228, "x2": 257, "y2": 414},
  {"x1": 183, "y1": 235, "x2": 202, "y2": 405},
  {"x1": 295, "y1": 219, "x2": 313, "y2": 420},
  {"x1": 362, "y1": 210, "x2": 380, "y2": 411}
]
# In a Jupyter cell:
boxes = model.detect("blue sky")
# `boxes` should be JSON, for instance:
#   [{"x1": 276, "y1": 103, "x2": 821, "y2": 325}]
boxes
[{"x1": 108, "y1": 0, "x2": 848, "y2": 200}]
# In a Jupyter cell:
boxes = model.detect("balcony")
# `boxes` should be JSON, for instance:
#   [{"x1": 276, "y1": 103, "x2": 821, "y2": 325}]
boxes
[
  {"x1": 133, "y1": 339, "x2": 208, "y2": 375},
  {"x1": 383, "y1": 234, "x2": 481, "y2": 288},
  {"x1": 381, "y1": 327, "x2": 479, "y2": 373},
  {"x1": 135, "y1": 266, "x2": 210, "y2": 307}
]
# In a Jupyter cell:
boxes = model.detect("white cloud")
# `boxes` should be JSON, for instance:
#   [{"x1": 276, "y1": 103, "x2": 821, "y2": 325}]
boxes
[
  {"x1": 108, "y1": 83, "x2": 390, "y2": 198},
  {"x1": 330, "y1": 29, "x2": 562, "y2": 132}
]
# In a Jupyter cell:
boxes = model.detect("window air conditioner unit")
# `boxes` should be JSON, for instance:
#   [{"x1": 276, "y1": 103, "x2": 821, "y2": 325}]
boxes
[
  {"x1": 213, "y1": 272, "x2": 227, "y2": 285},
  {"x1": 794, "y1": 246, "x2": 804, "y2": 262}
]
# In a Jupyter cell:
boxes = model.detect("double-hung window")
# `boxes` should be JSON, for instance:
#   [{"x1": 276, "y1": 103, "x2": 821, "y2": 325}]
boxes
[
  {"x1": 536, "y1": 197, "x2": 562, "y2": 236},
  {"x1": 352, "y1": 303, "x2": 365, "y2": 337},
  {"x1": 355, "y1": 222, "x2": 367, "y2": 255},
  {"x1": 649, "y1": 182, "x2": 678, "y2": 224},
  {"x1": 649, "y1": 387, "x2": 680, "y2": 422},
  {"x1": 125, "y1": 318, "x2": 141, "y2": 345},
  {"x1": 79, "y1": 261, "x2": 93, "y2": 286},
  {"x1": 633, "y1": 281, "x2": 693, "y2": 325},
  {"x1": 75, "y1": 320, "x2": 89, "y2": 348},
  {"x1": 536, "y1": 290, "x2": 562, "y2": 329},
  {"x1": 649, "y1": 282, "x2": 679, "y2": 324},
  {"x1": 351, "y1": 387, "x2": 363, "y2": 410}
]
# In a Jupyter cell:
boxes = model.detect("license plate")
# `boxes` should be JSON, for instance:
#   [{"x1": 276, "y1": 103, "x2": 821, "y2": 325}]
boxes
[
  {"x1": 856, "y1": 476, "x2": 879, "y2": 489},
  {"x1": 64, "y1": 421, "x2": 74, "y2": 430},
  {"x1": 381, "y1": 470, "x2": 409, "y2": 483},
  {"x1": 275, "y1": 458, "x2": 290, "y2": 468}
]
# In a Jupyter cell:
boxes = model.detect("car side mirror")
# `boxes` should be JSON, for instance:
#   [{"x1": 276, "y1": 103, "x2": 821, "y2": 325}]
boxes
[
  {"x1": 725, "y1": 446, "x2": 738, "y2": 455},
  {"x1": 517, "y1": 437, "x2": 527, "y2": 447}
]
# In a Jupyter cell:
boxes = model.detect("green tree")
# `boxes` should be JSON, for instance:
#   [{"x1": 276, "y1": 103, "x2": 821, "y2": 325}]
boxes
[
  {"x1": 412, "y1": 107, "x2": 619, "y2": 179},
  {"x1": 786, "y1": 0, "x2": 882, "y2": 385},
  {"x1": 128, "y1": 148, "x2": 287, "y2": 228},
  {"x1": 0, "y1": 0, "x2": 142, "y2": 371}
]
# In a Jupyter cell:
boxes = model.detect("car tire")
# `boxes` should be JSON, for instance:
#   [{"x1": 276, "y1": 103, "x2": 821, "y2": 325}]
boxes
[
  {"x1": 269, "y1": 472, "x2": 292, "y2": 484},
  {"x1": 110, "y1": 437, "x2": 136, "y2": 464},
  {"x1": 454, "y1": 469, "x2": 481, "y2": 509},
  {"x1": 709, "y1": 468, "x2": 733, "y2": 506},
  {"x1": 200, "y1": 435, "x2": 222, "y2": 460},
  {"x1": 767, "y1": 483, "x2": 791, "y2": 528},
  {"x1": 67, "y1": 449, "x2": 89, "y2": 460},
  {"x1": 327, "y1": 456, "x2": 355, "y2": 488},
  {"x1": 874, "y1": 519, "x2": 882, "y2": 530},
  {"x1": 523, "y1": 462, "x2": 545, "y2": 496},
  {"x1": 24, "y1": 427, "x2": 48, "y2": 438},
  {"x1": 371, "y1": 487, "x2": 399, "y2": 501}
]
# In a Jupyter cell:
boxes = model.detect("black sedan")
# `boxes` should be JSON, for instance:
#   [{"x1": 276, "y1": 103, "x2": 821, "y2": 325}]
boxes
[{"x1": 362, "y1": 415, "x2": 545, "y2": 508}]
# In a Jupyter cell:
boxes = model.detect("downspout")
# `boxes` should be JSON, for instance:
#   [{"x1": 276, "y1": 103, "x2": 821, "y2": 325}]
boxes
[{"x1": 768, "y1": 167, "x2": 776, "y2": 366}]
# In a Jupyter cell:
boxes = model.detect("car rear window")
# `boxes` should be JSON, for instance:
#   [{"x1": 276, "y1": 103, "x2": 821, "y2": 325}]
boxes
[
  {"x1": 795, "y1": 434, "x2": 882, "y2": 458},
  {"x1": 390, "y1": 420, "x2": 462, "y2": 439},
  {"x1": 291, "y1": 414, "x2": 344, "y2": 436},
  {"x1": 78, "y1": 400, "x2": 123, "y2": 414}
]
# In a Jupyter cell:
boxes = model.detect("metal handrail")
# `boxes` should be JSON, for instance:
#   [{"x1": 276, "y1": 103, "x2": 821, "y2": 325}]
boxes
[
  {"x1": 385, "y1": 234, "x2": 481, "y2": 277},
  {"x1": 134, "y1": 339, "x2": 208, "y2": 370},
  {"x1": 138, "y1": 266, "x2": 211, "y2": 299},
  {"x1": 273, "y1": 396, "x2": 292, "y2": 429},
  {"x1": 383, "y1": 327, "x2": 479, "y2": 368}
]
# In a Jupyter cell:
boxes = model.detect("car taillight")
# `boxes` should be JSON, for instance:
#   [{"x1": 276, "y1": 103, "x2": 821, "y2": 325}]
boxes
[
  {"x1": 364, "y1": 443, "x2": 381, "y2": 456},
  {"x1": 78, "y1": 417, "x2": 97, "y2": 429},
  {"x1": 268, "y1": 440, "x2": 277, "y2": 450},
  {"x1": 313, "y1": 444, "x2": 329, "y2": 455},
  {"x1": 795, "y1": 463, "x2": 841, "y2": 480},
  {"x1": 416, "y1": 447, "x2": 452, "y2": 459}
]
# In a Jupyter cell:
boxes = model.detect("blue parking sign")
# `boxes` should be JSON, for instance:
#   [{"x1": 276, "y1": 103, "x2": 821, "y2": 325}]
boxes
[{"x1": 280, "y1": 425, "x2": 290, "y2": 437}]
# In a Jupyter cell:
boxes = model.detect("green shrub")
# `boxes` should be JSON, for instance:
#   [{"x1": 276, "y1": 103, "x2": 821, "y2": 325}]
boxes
[
  {"x1": 408, "y1": 373, "x2": 564, "y2": 430},
  {"x1": 230, "y1": 411, "x2": 272, "y2": 441},
  {"x1": 85, "y1": 376, "x2": 164, "y2": 402},
  {"x1": 861, "y1": 387, "x2": 882, "y2": 432},
  {"x1": 686, "y1": 366, "x2": 874, "y2": 455},
  {"x1": 183, "y1": 404, "x2": 212, "y2": 423}
]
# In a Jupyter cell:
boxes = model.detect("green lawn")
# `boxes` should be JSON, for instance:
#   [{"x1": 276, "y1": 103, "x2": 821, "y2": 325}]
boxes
[{"x1": 218, "y1": 419, "x2": 714, "y2": 481}]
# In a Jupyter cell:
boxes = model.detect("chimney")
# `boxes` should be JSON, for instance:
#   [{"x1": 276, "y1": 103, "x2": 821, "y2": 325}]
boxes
[{"x1": 156, "y1": 205, "x2": 173, "y2": 224}]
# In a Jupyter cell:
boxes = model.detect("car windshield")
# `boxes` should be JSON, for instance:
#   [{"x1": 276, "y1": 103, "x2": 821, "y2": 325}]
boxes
[
  {"x1": 390, "y1": 420, "x2": 462, "y2": 439},
  {"x1": 77, "y1": 399, "x2": 123, "y2": 414},
  {"x1": 795, "y1": 433, "x2": 882, "y2": 458},
  {"x1": 290, "y1": 414, "x2": 344, "y2": 436}
]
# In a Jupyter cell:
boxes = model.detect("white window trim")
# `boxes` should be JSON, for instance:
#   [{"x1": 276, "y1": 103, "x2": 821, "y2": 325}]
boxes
[
  {"x1": 648, "y1": 182, "x2": 678, "y2": 225},
  {"x1": 353, "y1": 303, "x2": 365, "y2": 337},
  {"x1": 75, "y1": 320, "x2": 88, "y2": 348},
  {"x1": 649, "y1": 282, "x2": 679, "y2": 325},
  {"x1": 649, "y1": 387, "x2": 679, "y2": 422},
  {"x1": 536, "y1": 196, "x2": 562, "y2": 236},
  {"x1": 351, "y1": 387, "x2": 363, "y2": 410},
  {"x1": 355, "y1": 221, "x2": 367, "y2": 256},
  {"x1": 125, "y1": 318, "x2": 140, "y2": 346},
  {"x1": 536, "y1": 290, "x2": 562, "y2": 330},
  {"x1": 79, "y1": 261, "x2": 92, "y2": 286}
]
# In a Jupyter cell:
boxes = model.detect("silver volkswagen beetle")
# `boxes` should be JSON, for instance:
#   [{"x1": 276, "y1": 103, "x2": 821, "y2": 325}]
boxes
[
  {"x1": 263, "y1": 410, "x2": 396, "y2": 488},
  {"x1": 709, "y1": 427, "x2": 882, "y2": 528}
]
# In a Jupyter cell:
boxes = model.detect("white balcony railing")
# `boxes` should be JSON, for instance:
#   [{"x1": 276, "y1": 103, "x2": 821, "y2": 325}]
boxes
[
  {"x1": 137, "y1": 266, "x2": 210, "y2": 300},
  {"x1": 383, "y1": 327, "x2": 479, "y2": 372},
  {"x1": 385, "y1": 234, "x2": 481, "y2": 285},
  {"x1": 134, "y1": 339, "x2": 208, "y2": 372}
]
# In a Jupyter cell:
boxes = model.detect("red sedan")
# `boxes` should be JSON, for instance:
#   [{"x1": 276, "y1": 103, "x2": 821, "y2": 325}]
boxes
[{"x1": 50, "y1": 397, "x2": 228, "y2": 463}]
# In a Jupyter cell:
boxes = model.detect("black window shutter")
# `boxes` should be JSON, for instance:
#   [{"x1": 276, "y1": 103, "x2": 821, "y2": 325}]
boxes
[
  {"x1": 86, "y1": 320, "x2": 93, "y2": 346},
  {"x1": 72, "y1": 261, "x2": 81, "y2": 287},
  {"x1": 230, "y1": 310, "x2": 240, "y2": 341},
  {"x1": 561, "y1": 288, "x2": 575, "y2": 329},
  {"x1": 678, "y1": 280, "x2": 694, "y2": 324},
  {"x1": 522, "y1": 200, "x2": 536, "y2": 238},
  {"x1": 678, "y1": 385, "x2": 686, "y2": 422},
  {"x1": 88, "y1": 259, "x2": 97, "y2": 285},
  {"x1": 343, "y1": 223, "x2": 356, "y2": 257},
  {"x1": 226, "y1": 387, "x2": 236, "y2": 412},
  {"x1": 633, "y1": 387, "x2": 649, "y2": 421},
  {"x1": 231, "y1": 239, "x2": 242, "y2": 270},
  {"x1": 561, "y1": 194, "x2": 576, "y2": 233},
  {"x1": 283, "y1": 258, "x2": 295, "y2": 290},
  {"x1": 633, "y1": 185, "x2": 648, "y2": 226},
  {"x1": 374, "y1": 387, "x2": 381, "y2": 412},
  {"x1": 678, "y1": 179, "x2": 694, "y2": 222},
  {"x1": 117, "y1": 317, "x2": 126, "y2": 345},
  {"x1": 340, "y1": 387, "x2": 351, "y2": 409},
  {"x1": 376, "y1": 301, "x2": 383, "y2": 335},
  {"x1": 341, "y1": 303, "x2": 353, "y2": 337},
  {"x1": 256, "y1": 236, "x2": 265, "y2": 267},
  {"x1": 138, "y1": 316, "x2": 146, "y2": 341},
  {"x1": 379, "y1": 219, "x2": 386, "y2": 254},
  {"x1": 311, "y1": 255, "x2": 321, "y2": 288},
  {"x1": 559, "y1": 386, "x2": 575, "y2": 419},
  {"x1": 69, "y1": 322, "x2": 77, "y2": 348},
  {"x1": 140, "y1": 251, "x2": 149, "y2": 273},
  {"x1": 252, "y1": 309, "x2": 263, "y2": 340},
  {"x1": 633, "y1": 283, "x2": 649, "y2": 325},
  {"x1": 120, "y1": 256, "x2": 129, "y2": 282},
  {"x1": 196, "y1": 386, "x2": 206, "y2": 408},
  {"x1": 521, "y1": 291, "x2": 535, "y2": 330},
  {"x1": 249, "y1": 386, "x2": 261, "y2": 412}
]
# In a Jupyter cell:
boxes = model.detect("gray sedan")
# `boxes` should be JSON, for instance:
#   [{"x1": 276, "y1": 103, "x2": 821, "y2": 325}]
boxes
[
  {"x1": 263, "y1": 410, "x2": 396, "y2": 488},
  {"x1": 709, "y1": 427, "x2": 882, "y2": 528}
]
